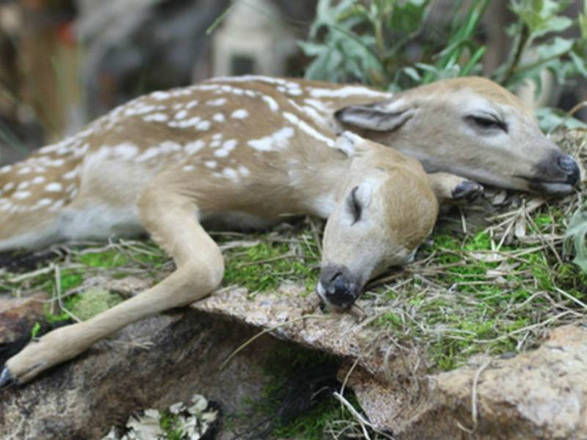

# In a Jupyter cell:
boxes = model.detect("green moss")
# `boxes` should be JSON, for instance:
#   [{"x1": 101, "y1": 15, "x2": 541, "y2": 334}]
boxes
[
  {"x1": 131, "y1": 249, "x2": 170, "y2": 268},
  {"x1": 44, "y1": 294, "x2": 81, "y2": 324},
  {"x1": 222, "y1": 232, "x2": 320, "y2": 294},
  {"x1": 47, "y1": 268, "x2": 84, "y2": 292},
  {"x1": 70, "y1": 289, "x2": 124, "y2": 320},
  {"x1": 78, "y1": 250, "x2": 129, "y2": 267}
]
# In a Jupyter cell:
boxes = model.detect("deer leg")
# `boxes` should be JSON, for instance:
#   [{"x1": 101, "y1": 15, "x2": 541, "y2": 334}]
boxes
[
  {"x1": 1, "y1": 188, "x2": 224, "y2": 386},
  {"x1": 427, "y1": 172, "x2": 484, "y2": 203}
]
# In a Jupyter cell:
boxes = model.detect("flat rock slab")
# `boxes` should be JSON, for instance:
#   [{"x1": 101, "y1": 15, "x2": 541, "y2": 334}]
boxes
[
  {"x1": 194, "y1": 285, "x2": 587, "y2": 439},
  {"x1": 0, "y1": 284, "x2": 585, "y2": 439},
  {"x1": 0, "y1": 308, "x2": 284, "y2": 439}
]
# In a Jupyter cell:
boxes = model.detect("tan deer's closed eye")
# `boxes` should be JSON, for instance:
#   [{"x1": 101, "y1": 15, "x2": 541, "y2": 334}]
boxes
[{"x1": 0, "y1": 75, "x2": 579, "y2": 386}]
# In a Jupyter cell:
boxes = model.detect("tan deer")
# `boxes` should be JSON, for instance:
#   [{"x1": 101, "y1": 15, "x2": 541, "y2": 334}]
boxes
[{"x1": 0, "y1": 75, "x2": 580, "y2": 386}]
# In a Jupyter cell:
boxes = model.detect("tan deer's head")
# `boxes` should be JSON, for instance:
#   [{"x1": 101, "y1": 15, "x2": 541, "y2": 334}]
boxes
[
  {"x1": 335, "y1": 77, "x2": 581, "y2": 195},
  {"x1": 317, "y1": 133, "x2": 438, "y2": 309}
]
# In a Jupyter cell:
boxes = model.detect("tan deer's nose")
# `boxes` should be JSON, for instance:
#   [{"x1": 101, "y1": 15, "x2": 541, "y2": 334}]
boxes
[
  {"x1": 557, "y1": 154, "x2": 581, "y2": 186},
  {"x1": 317, "y1": 265, "x2": 362, "y2": 309}
]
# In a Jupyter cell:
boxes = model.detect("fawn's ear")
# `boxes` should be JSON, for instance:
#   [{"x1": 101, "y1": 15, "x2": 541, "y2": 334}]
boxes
[
  {"x1": 335, "y1": 131, "x2": 368, "y2": 157},
  {"x1": 335, "y1": 99, "x2": 415, "y2": 132}
]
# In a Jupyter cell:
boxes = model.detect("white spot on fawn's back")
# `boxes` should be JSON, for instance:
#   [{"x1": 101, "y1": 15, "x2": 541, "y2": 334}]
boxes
[
  {"x1": 151, "y1": 91, "x2": 171, "y2": 100},
  {"x1": 45, "y1": 183, "x2": 63, "y2": 192},
  {"x1": 282, "y1": 112, "x2": 335, "y2": 147},
  {"x1": 248, "y1": 126, "x2": 295, "y2": 152},
  {"x1": 207, "y1": 98, "x2": 227, "y2": 107},
  {"x1": 13, "y1": 191, "x2": 31, "y2": 200},
  {"x1": 214, "y1": 139, "x2": 237, "y2": 157},
  {"x1": 222, "y1": 168, "x2": 239, "y2": 182},
  {"x1": 237, "y1": 165, "x2": 250, "y2": 177},
  {"x1": 308, "y1": 85, "x2": 389, "y2": 99},
  {"x1": 144, "y1": 113, "x2": 169, "y2": 122},
  {"x1": 262, "y1": 95, "x2": 279, "y2": 111},
  {"x1": 185, "y1": 140, "x2": 205, "y2": 155},
  {"x1": 231, "y1": 109, "x2": 248, "y2": 119},
  {"x1": 196, "y1": 120, "x2": 211, "y2": 131}
]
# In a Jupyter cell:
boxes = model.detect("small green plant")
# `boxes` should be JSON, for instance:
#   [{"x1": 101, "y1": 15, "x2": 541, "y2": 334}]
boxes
[{"x1": 30, "y1": 321, "x2": 41, "y2": 339}]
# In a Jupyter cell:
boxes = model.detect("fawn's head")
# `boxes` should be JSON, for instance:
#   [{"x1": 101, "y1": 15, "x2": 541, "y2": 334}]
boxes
[
  {"x1": 335, "y1": 76, "x2": 581, "y2": 195},
  {"x1": 317, "y1": 133, "x2": 438, "y2": 309}
]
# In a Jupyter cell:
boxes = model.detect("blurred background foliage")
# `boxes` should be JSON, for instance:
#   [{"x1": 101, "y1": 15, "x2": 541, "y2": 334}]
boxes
[{"x1": 301, "y1": 0, "x2": 587, "y2": 132}]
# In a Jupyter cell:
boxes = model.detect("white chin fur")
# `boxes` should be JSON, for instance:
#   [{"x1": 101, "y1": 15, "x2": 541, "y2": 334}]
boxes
[{"x1": 316, "y1": 282, "x2": 327, "y2": 303}]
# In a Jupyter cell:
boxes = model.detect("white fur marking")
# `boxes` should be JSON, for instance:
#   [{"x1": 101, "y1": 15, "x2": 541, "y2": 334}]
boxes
[
  {"x1": 247, "y1": 126, "x2": 295, "y2": 152},
  {"x1": 282, "y1": 112, "x2": 335, "y2": 147},
  {"x1": 151, "y1": 91, "x2": 171, "y2": 100},
  {"x1": 13, "y1": 191, "x2": 31, "y2": 200},
  {"x1": 207, "y1": 98, "x2": 227, "y2": 106},
  {"x1": 113, "y1": 143, "x2": 139, "y2": 160},
  {"x1": 144, "y1": 113, "x2": 169, "y2": 122},
  {"x1": 308, "y1": 85, "x2": 389, "y2": 99},
  {"x1": 237, "y1": 165, "x2": 250, "y2": 177},
  {"x1": 231, "y1": 109, "x2": 249, "y2": 119},
  {"x1": 45, "y1": 182, "x2": 63, "y2": 192},
  {"x1": 262, "y1": 95, "x2": 279, "y2": 111},
  {"x1": 196, "y1": 120, "x2": 211, "y2": 131},
  {"x1": 214, "y1": 139, "x2": 238, "y2": 158},
  {"x1": 185, "y1": 140, "x2": 206, "y2": 155},
  {"x1": 213, "y1": 113, "x2": 225, "y2": 123},
  {"x1": 222, "y1": 168, "x2": 239, "y2": 182}
]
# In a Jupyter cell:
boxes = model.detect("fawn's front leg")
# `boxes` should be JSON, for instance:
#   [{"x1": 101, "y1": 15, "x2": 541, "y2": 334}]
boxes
[{"x1": 1, "y1": 188, "x2": 223, "y2": 386}]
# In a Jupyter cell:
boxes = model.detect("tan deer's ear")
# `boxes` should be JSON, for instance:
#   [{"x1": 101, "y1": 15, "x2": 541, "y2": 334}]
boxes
[{"x1": 335, "y1": 100, "x2": 415, "y2": 132}]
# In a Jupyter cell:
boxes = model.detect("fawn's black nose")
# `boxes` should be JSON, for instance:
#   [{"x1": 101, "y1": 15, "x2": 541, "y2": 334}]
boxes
[
  {"x1": 557, "y1": 154, "x2": 580, "y2": 186},
  {"x1": 316, "y1": 265, "x2": 361, "y2": 309}
]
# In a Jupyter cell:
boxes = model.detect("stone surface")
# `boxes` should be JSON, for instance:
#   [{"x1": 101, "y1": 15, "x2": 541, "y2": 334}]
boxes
[
  {"x1": 195, "y1": 286, "x2": 587, "y2": 439},
  {"x1": 0, "y1": 283, "x2": 585, "y2": 439},
  {"x1": 0, "y1": 292, "x2": 47, "y2": 344},
  {"x1": 0, "y1": 309, "x2": 279, "y2": 439},
  {"x1": 346, "y1": 325, "x2": 587, "y2": 440}
]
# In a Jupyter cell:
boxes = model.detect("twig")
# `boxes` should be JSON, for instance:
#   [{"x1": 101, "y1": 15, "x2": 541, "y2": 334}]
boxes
[{"x1": 220, "y1": 314, "x2": 331, "y2": 369}]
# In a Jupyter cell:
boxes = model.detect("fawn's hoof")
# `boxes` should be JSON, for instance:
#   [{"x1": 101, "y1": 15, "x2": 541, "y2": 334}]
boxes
[
  {"x1": 452, "y1": 180, "x2": 483, "y2": 201},
  {"x1": 0, "y1": 367, "x2": 15, "y2": 389}
]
